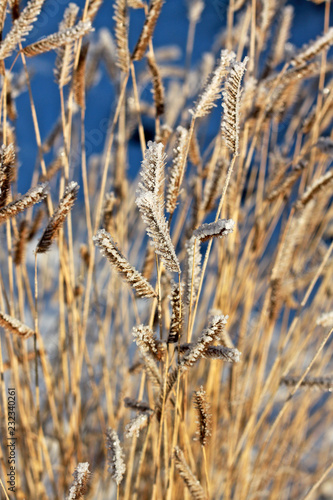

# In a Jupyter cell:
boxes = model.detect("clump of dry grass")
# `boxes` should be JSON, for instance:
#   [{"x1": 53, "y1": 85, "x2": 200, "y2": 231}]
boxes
[
  {"x1": 0, "y1": 0, "x2": 45, "y2": 60},
  {"x1": 193, "y1": 386, "x2": 212, "y2": 447},
  {"x1": 93, "y1": 229, "x2": 156, "y2": 298},
  {"x1": 0, "y1": 311, "x2": 35, "y2": 338},
  {"x1": 105, "y1": 428, "x2": 126, "y2": 486},
  {"x1": 36, "y1": 181, "x2": 79, "y2": 253},
  {"x1": 174, "y1": 446, "x2": 206, "y2": 499},
  {"x1": 67, "y1": 462, "x2": 91, "y2": 500},
  {"x1": 22, "y1": 21, "x2": 93, "y2": 57},
  {"x1": 0, "y1": 2, "x2": 332, "y2": 499},
  {"x1": 131, "y1": 0, "x2": 164, "y2": 61},
  {"x1": 0, "y1": 183, "x2": 48, "y2": 226}
]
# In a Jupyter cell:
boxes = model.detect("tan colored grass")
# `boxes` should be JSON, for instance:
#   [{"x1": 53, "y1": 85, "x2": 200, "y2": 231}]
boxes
[{"x1": 0, "y1": 3, "x2": 332, "y2": 500}]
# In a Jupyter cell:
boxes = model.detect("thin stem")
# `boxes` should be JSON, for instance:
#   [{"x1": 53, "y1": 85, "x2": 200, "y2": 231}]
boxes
[
  {"x1": 190, "y1": 154, "x2": 237, "y2": 341},
  {"x1": 130, "y1": 61, "x2": 146, "y2": 157},
  {"x1": 151, "y1": 348, "x2": 169, "y2": 500},
  {"x1": 166, "y1": 368, "x2": 182, "y2": 500},
  {"x1": 303, "y1": 460, "x2": 333, "y2": 500},
  {"x1": 34, "y1": 253, "x2": 42, "y2": 484},
  {"x1": 202, "y1": 446, "x2": 210, "y2": 499},
  {"x1": 80, "y1": 71, "x2": 130, "y2": 367}
]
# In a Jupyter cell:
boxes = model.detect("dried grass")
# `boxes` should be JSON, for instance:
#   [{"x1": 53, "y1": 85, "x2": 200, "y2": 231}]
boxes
[{"x1": 0, "y1": 3, "x2": 332, "y2": 500}]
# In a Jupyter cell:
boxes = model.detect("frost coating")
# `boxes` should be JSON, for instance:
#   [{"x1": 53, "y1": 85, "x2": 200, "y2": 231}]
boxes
[{"x1": 193, "y1": 218, "x2": 235, "y2": 242}]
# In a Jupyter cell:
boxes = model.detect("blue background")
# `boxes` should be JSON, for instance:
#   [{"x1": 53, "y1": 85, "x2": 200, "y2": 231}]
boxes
[{"x1": 6, "y1": 0, "x2": 330, "y2": 193}]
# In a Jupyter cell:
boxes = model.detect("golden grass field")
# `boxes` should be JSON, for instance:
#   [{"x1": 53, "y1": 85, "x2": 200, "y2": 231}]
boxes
[{"x1": 0, "y1": 0, "x2": 333, "y2": 498}]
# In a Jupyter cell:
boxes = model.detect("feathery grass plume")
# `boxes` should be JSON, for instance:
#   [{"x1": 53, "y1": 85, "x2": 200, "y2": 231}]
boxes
[
  {"x1": 99, "y1": 28, "x2": 118, "y2": 71},
  {"x1": 202, "y1": 158, "x2": 226, "y2": 213},
  {"x1": 0, "y1": 183, "x2": 48, "y2": 227},
  {"x1": 124, "y1": 397, "x2": 152, "y2": 413},
  {"x1": 316, "y1": 311, "x2": 333, "y2": 328},
  {"x1": 178, "y1": 343, "x2": 197, "y2": 355},
  {"x1": 125, "y1": 412, "x2": 150, "y2": 438},
  {"x1": 0, "y1": 0, "x2": 7, "y2": 35},
  {"x1": 178, "y1": 343, "x2": 240, "y2": 362},
  {"x1": 272, "y1": 60, "x2": 322, "y2": 94},
  {"x1": 265, "y1": 163, "x2": 305, "y2": 203},
  {"x1": 36, "y1": 181, "x2": 79, "y2": 254},
  {"x1": 174, "y1": 446, "x2": 207, "y2": 500},
  {"x1": 80, "y1": 244, "x2": 90, "y2": 268},
  {"x1": 132, "y1": 324, "x2": 165, "y2": 360},
  {"x1": 131, "y1": 0, "x2": 164, "y2": 61},
  {"x1": 141, "y1": 350, "x2": 162, "y2": 386},
  {"x1": 259, "y1": 0, "x2": 278, "y2": 47},
  {"x1": 270, "y1": 200, "x2": 315, "y2": 319},
  {"x1": 190, "y1": 50, "x2": 235, "y2": 119},
  {"x1": 113, "y1": 0, "x2": 130, "y2": 73},
  {"x1": 14, "y1": 219, "x2": 29, "y2": 265},
  {"x1": 193, "y1": 178, "x2": 206, "y2": 227},
  {"x1": 193, "y1": 218, "x2": 235, "y2": 243},
  {"x1": 291, "y1": 27, "x2": 333, "y2": 68},
  {"x1": 0, "y1": 0, "x2": 45, "y2": 59},
  {"x1": 86, "y1": 0, "x2": 103, "y2": 22},
  {"x1": 281, "y1": 375, "x2": 333, "y2": 392},
  {"x1": 208, "y1": 309, "x2": 234, "y2": 347},
  {"x1": 265, "y1": 61, "x2": 321, "y2": 117},
  {"x1": 93, "y1": 229, "x2": 156, "y2": 298},
  {"x1": 0, "y1": 122, "x2": 16, "y2": 150},
  {"x1": 180, "y1": 315, "x2": 228, "y2": 371},
  {"x1": 193, "y1": 387, "x2": 212, "y2": 447},
  {"x1": 22, "y1": 21, "x2": 92, "y2": 57},
  {"x1": 136, "y1": 191, "x2": 180, "y2": 272},
  {"x1": 67, "y1": 462, "x2": 91, "y2": 499},
  {"x1": 0, "y1": 311, "x2": 35, "y2": 339},
  {"x1": 147, "y1": 52, "x2": 165, "y2": 116},
  {"x1": 127, "y1": 0, "x2": 145, "y2": 8},
  {"x1": 187, "y1": 0, "x2": 204, "y2": 23},
  {"x1": 168, "y1": 281, "x2": 184, "y2": 343},
  {"x1": 84, "y1": 31, "x2": 108, "y2": 85},
  {"x1": 294, "y1": 171, "x2": 333, "y2": 210},
  {"x1": 102, "y1": 192, "x2": 117, "y2": 233},
  {"x1": 166, "y1": 125, "x2": 189, "y2": 215},
  {"x1": 0, "y1": 143, "x2": 15, "y2": 208},
  {"x1": 270, "y1": 6, "x2": 294, "y2": 67},
  {"x1": 136, "y1": 141, "x2": 180, "y2": 273},
  {"x1": 203, "y1": 345, "x2": 241, "y2": 363},
  {"x1": 221, "y1": 56, "x2": 248, "y2": 155},
  {"x1": 315, "y1": 137, "x2": 333, "y2": 156},
  {"x1": 54, "y1": 3, "x2": 79, "y2": 88},
  {"x1": 74, "y1": 42, "x2": 89, "y2": 108},
  {"x1": 106, "y1": 428, "x2": 126, "y2": 485},
  {"x1": 153, "y1": 45, "x2": 182, "y2": 62},
  {"x1": 138, "y1": 140, "x2": 165, "y2": 209},
  {"x1": 141, "y1": 242, "x2": 155, "y2": 281},
  {"x1": 184, "y1": 236, "x2": 201, "y2": 305},
  {"x1": 189, "y1": 130, "x2": 201, "y2": 167},
  {"x1": 9, "y1": 0, "x2": 20, "y2": 20},
  {"x1": 5, "y1": 77, "x2": 18, "y2": 121}
]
